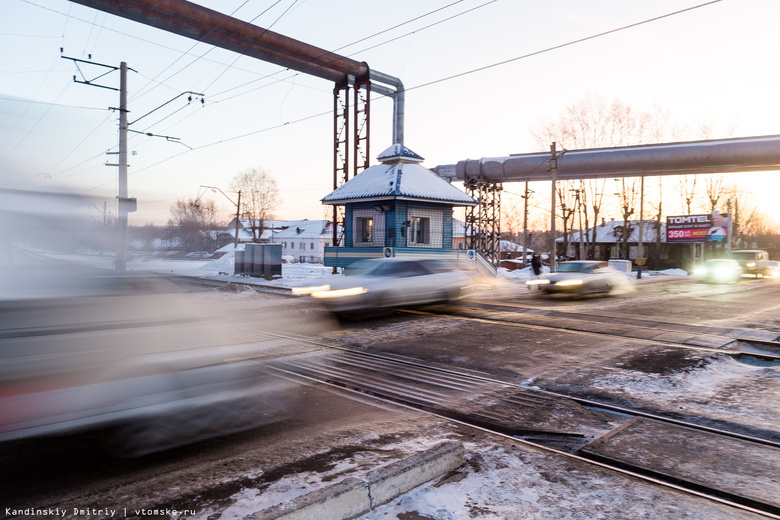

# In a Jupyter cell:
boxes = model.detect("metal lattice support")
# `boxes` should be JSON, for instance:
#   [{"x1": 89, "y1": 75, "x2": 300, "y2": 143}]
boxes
[
  {"x1": 353, "y1": 79, "x2": 370, "y2": 177},
  {"x1": 333, "y1": 83, "x2": 349, "y2": 247},
  {"x1": 332, "y1": 80, "x2": 371, "y2": 249},
  {"x1": 465, "y1": 180, "x2": 502, "y2": 265}
]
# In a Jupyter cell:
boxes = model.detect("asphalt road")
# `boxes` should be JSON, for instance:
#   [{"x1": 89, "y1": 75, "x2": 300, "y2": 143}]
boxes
[{"x1": 2, "y1": 274, "x2": 779, "y2": 519}]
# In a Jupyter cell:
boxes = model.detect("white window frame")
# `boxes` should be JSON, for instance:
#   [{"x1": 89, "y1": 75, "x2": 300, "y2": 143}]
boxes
[
  {"x1": 353, "y1": 209, "x2": 385, "y2": 247},
  {"x1": 407, "y1": 209, "x2": 442, "y2": 248}
]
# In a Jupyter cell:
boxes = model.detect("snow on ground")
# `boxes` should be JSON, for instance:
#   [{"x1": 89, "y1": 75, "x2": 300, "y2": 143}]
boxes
[
  {"x1": 117, "y1": 247, "x2": 689, "y2": 289},
  {"x1": 545, "y1": 355, "x2": 780, "y2": 433},
  {"x1": 189, "y1": 428, "x2": 759, "y2": 520}
]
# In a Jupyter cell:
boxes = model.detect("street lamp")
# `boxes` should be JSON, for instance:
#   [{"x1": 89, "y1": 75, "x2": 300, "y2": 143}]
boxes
[{"x1": 199, "y1": 185, "x2": 242, "y2": 249}]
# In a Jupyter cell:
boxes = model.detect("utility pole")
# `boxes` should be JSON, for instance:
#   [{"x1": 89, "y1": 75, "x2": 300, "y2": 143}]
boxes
[
  {"x1": 549, "y1": 142, "x2": 565, "y2": 271},
  {"x1": 65, "y1": 56, "x2": 137, "y2": 271},
  {"x1": 116, "y1": 61, "x2": 129, "y2": 271},
  {"x1": 522, "y1": 182, "x2": 530, "y2": 268},
  {"x1": 637, "y1": 175, "x2": 645, "y2": 279},
  {"x1": 727, "y1": 198, "x2": 733, "y2": 252},
  {"x1": 235, "y1": 190, "x2": 242, "y2": 249},
  {"x1": 576, "y1": 184, "x2": 584, "y2": 260}
]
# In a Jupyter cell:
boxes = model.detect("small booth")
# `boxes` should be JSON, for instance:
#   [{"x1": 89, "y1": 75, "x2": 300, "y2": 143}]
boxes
[{"x1": 321, "y1": 144, "x2": 478, "y2": 270}]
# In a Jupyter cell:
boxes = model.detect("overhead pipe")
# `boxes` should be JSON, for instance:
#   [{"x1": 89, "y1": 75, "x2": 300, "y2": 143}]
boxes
[
  {"x1": 450, "y1": 135, "x2": 780, "y2": 183},
  {"x1": 68, "y1": 0, "x2": 369, "y2": 84},
  {"x1": 68, "y1": 0, "x2": 406, "y2": 145},
  {"x1": 369, "y1": 70, "x2": 405, "y2": 146}
]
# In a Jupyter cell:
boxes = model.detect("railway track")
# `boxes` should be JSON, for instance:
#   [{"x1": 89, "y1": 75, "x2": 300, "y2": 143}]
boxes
[
  {"x1": 231, "y1": 331, "x2": 780, "y2": 518},
  {"x1": 400, "y1": 302, "x2": 780, "y2": 363},
  {"x1": 161, "y1": 275, "x2": 780, "y2": 515}
]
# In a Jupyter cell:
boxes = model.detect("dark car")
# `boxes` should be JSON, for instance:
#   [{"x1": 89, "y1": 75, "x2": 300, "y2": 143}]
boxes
[{"x1": 526, "y1": 260, "x2": 632, "y2": 296}]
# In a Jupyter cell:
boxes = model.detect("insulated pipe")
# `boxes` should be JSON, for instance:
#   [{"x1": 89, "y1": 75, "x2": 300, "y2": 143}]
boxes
[
  {"x1": 370, "y1": 70, "x2": 405, "y2": 146},
  {"x1": 69, "y1": 0, "x2": 407, "y2": 146},
  {"x1": 68, "y1": 0, "x2": 369, "y2": 84},
  {"x1": 454, "y1": 135, "x2": 780, "y2": 182}
]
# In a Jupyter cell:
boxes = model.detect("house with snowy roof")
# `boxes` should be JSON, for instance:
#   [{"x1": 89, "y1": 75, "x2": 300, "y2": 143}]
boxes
[
  {"x1": 274, "y1": 219, "x2": 341, "y2": 264},
  {"x1": 321, "y1": 144, "x2": 479, "y2": 269}
]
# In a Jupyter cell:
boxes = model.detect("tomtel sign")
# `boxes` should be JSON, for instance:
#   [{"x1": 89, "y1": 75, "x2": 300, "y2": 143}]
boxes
[{"x1": 666, "y1": 213, "x2": 729, "y2": 243}]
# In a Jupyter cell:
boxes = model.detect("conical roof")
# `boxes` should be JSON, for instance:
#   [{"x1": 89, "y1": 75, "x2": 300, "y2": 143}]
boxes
[
  {"x1": 376, "y1": 143, "x2": 425, "y2": 163},
  {"x1": 321, "y1": 144, "x2": 477, "y2": 206}
]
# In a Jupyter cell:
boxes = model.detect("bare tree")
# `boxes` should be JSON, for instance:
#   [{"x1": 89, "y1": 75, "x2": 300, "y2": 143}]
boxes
[
  {"x1": 704, "y1": 174, "x2": 726, "y2": 212},
  {"x1": 231, "y1": 167, "x2": 280, "y2": 242},
  {"x1": 614, "y1": 178, "x2": 640, "y2": 259},
  {"x1": 557, "y1": 181, "x2": 578, "y2": 259},
  {"x1": 532, "y1": 95, "x2": 668, "y2": 259},
  {"x1": 168, "y1": 198, "x2": 219, "y2": 253}
]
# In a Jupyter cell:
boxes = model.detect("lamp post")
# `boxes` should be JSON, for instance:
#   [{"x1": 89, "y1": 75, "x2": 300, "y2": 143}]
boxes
[{"x1": 200, "y1": 185, "x2": 241, "y2": 249}]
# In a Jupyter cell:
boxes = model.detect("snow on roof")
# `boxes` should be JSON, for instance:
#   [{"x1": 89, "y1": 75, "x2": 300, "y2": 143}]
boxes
[
  {"x1": 321, "y1": 159, "x2": 477, "y2": 206},
  {"x1": 376, "y1": 143, "x2": 425, "y2": 163},
  {"x1": 273, "y1": 219, "x2": 333, "y2": 239}
]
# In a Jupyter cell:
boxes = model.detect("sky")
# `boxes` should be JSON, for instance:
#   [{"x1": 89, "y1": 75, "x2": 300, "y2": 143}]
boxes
[{"x1": 2, "y1": 0, "x2": 780, "y2": 227}]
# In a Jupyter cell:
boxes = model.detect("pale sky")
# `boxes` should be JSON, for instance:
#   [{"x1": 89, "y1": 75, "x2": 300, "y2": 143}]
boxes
[{"x1": 2, "y1": 0, "x2": 780, "y2": 227}]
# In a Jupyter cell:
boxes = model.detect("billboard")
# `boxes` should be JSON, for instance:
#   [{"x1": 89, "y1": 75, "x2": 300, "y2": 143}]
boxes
[{"x1": 666, "y1": 212, "x2": 728, "y2": 243}]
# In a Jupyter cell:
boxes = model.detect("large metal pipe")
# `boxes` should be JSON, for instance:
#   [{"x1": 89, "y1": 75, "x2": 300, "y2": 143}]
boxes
[
  {"x1": 69, "y1": 0, "x2": 407, "y2": 145},
  {"x1": 369, "y1": 70, "x2": 405, "y2": 146},
  {"x1": 453, "y1": 135, "x2": 780, "y2": 182},
  {"x1": 68, "y1": 0, "x2": 369, "y2": 84}
]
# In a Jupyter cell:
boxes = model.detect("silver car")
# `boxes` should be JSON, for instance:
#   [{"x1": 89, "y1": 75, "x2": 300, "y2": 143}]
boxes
[
  {"x1": 693, "y1": 258, "x2": 743, "y2": 283},
  {"x1": 297, "y1": 257, "x2": 477, "y2": 313},
  {"x1": 526, "y1": 260, "x2": 631, "y2": 296}
]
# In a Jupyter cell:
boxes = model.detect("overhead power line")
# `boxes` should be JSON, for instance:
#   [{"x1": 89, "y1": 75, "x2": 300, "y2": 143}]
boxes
[
  {"x1": 408, "y1": 0, "x2": 722, "y2": 93},
  {"x1": 60, "y1": 0, "x2": 720, "y2": 194}
]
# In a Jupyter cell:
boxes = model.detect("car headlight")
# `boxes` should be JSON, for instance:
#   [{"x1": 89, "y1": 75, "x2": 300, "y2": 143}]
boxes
[
  {"x1": 526, "y1": 279, "x2": 550, "y2": 285},
  {"x1": 747, "y1": 262, "x2": 756, "y2": 268},
  {"x1": 693, "y1": 267, "x2": 706, "y2": 276},
  {"x1": 292, "y1": 284, "x2": 330, "y2": 295},
  {"x1": 311, "y1": 287, "x2": 367, "y2": 298},
  {"x1": 556, "y1": 279, "x2": 583, "y2": 286}
]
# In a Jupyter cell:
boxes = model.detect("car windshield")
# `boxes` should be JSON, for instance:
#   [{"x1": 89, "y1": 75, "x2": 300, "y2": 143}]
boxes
[
  {"x1": 555, "y1": 262, "x2": 599, "y2": 273},
  {"x1": 731, "y1": 252, "x2": 760, "y2": 260}
]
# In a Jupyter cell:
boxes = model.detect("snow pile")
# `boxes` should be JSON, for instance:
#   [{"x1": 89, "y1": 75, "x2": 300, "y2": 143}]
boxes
[{"x1": 583, "y1": 355, "x2": 780, "y2": 432}]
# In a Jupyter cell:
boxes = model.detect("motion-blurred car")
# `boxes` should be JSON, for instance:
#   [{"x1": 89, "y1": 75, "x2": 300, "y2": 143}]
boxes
[
  {"x1": 0, "y1": 264, "x2": 304, "y2": 457},
  {"x1": 0, "y1": 188, "x2": 319, "y2": 457},
  {"x1": 692, "y1": 258, "x2": 743, "y2": 283},
  {"x1": 525, "y1": 260, "x2": 631, "y2": 296},
  {"x1": 730, "y1": 249, "x2": 770, "y2": 278},
  {"x1": 295, "y1": 257, "x2": 477, "y2": 313}
]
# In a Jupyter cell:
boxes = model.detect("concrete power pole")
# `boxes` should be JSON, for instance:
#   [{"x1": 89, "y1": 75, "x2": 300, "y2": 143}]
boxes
[
  {"x1": 116, "y1": 61, "x2": 129, "y2": 271},
  {"x1": 550, "y1": 142, "x2": 558, "y2": 272},
  {"x1": 522, "y1": 182, "x2": 529, "y2": 268},
  {"x1": 65, "y1": 56, "x2": 135, "y2": 270}
]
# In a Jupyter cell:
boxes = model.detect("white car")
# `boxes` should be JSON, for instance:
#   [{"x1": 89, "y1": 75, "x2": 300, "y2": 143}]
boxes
[
  {"x1": 297, "y1": 257, "x2": 477, "y2": 313},
  {"x1": 526, "y1": 260, "x2": 631, "y2": 296},
  {"x1": 693, "y1": 258, "x2": 743, "y2": 283}
]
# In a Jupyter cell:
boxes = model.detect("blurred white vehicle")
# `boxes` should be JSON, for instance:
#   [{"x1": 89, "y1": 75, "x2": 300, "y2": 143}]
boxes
[
  {"x1": 693, "y1": 258, "x2": 743, "y2": 283},
  {"x1": 296, "y1": 257, "x2": 477, "y2": 313},
  {"x1": 0, "y1": 265, "x2": 303, "y2": 456},
  {"x1": 0, "y1": 187, "x2": 315, "y2": 456},
  {"x1": 526, "y1": 260, "x2": 632, "y2": 297}
]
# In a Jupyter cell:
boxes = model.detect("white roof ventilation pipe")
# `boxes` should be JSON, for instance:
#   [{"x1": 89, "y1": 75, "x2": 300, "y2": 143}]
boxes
[{"x1": 369, "y1": 70, "x2": 405, "y2": 147}]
